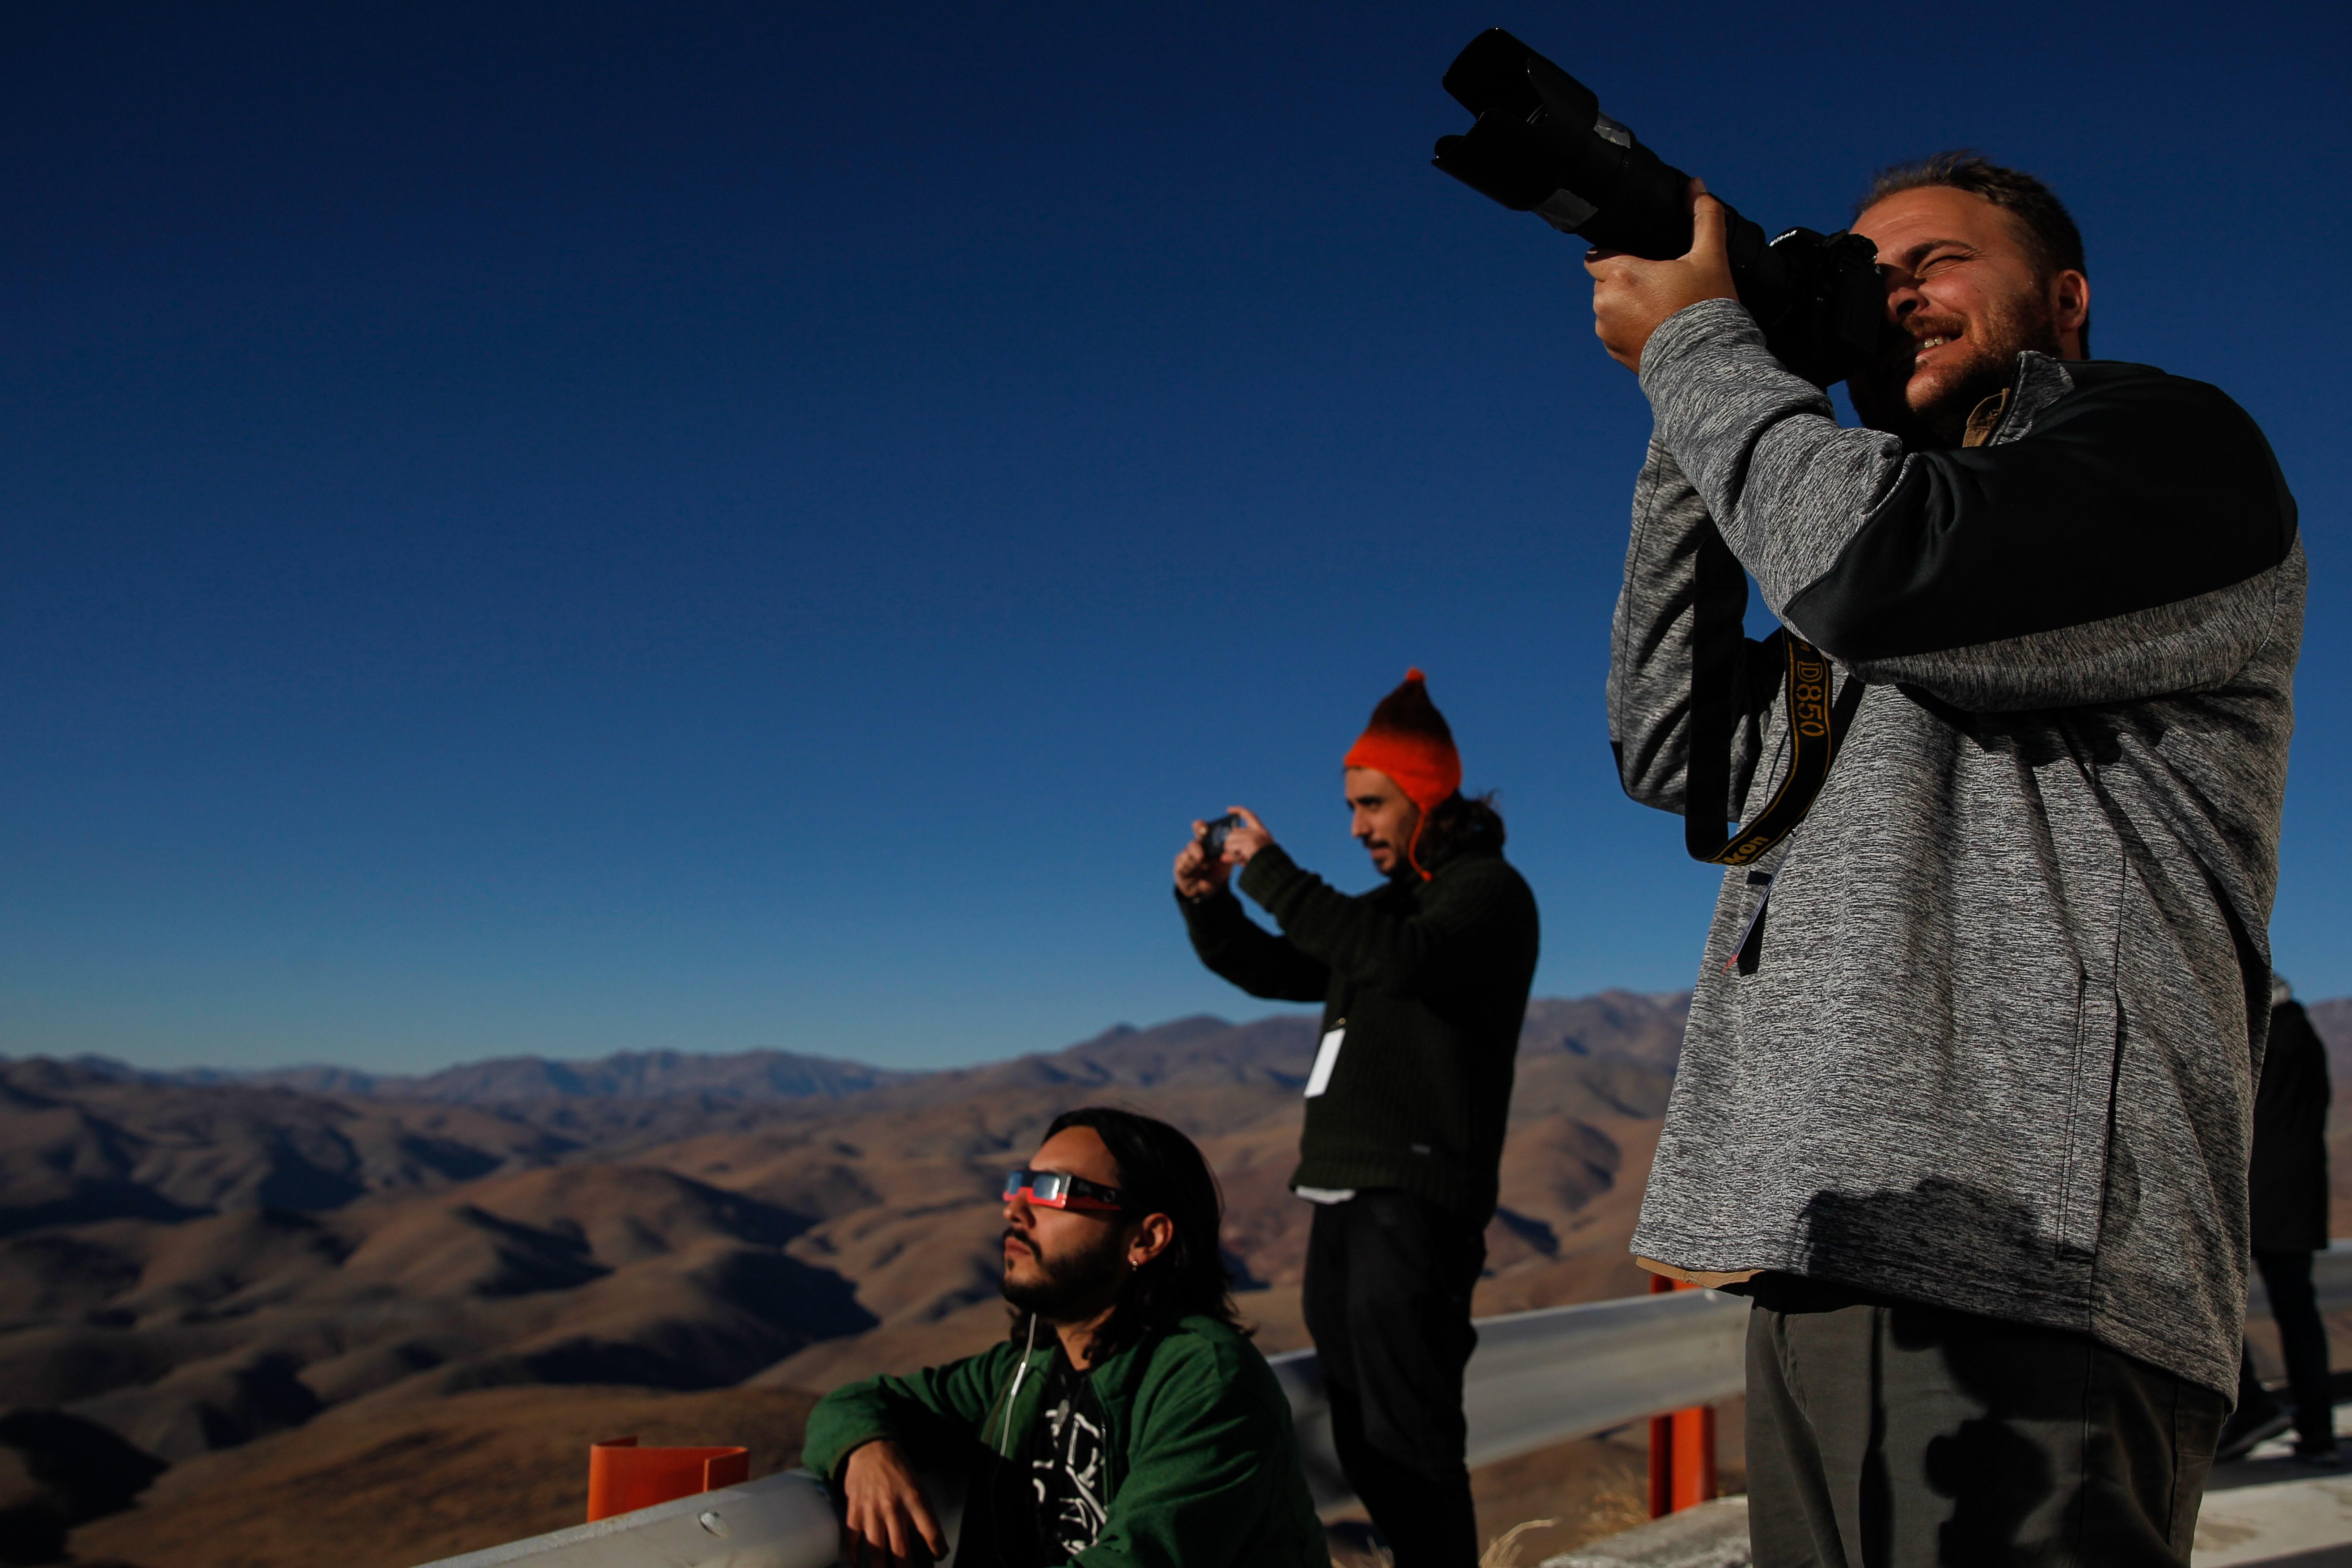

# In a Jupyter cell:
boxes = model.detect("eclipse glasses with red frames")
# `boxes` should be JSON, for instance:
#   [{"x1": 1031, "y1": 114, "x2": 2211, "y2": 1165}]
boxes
[{"x1": 1004, "y1": 1168, "x2": 1129, "y2": 1214}]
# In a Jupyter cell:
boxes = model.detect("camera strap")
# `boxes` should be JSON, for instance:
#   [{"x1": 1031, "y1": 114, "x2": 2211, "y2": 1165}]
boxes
[{"x1": 1684, "y1": 634, "x2": 1861, "y2": 868}]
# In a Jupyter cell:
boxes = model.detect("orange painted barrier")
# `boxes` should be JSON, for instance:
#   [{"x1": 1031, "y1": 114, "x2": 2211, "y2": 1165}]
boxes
[
  {"x1": 1645, "y1": 1276, "x2": 1718, "y2": 1518},
  {"x1": 585, "y1": 1435, "x2": 751, "y2": 1522}
]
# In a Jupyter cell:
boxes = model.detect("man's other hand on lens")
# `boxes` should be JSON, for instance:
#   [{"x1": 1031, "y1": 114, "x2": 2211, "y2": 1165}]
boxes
[{"x1": 1583, "y1": 178, "x2": 1736, "y2": 371}]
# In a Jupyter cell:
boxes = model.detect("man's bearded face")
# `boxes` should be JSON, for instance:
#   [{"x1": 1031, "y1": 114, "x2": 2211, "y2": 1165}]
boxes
[
  {"x1": 1846, "y1": 185, "x2": 2080, "y2": 449},
  {"x1": 1001, "y1": 1125, "x2": 1138, "y2": 1322},
  {"x1": 1345, "y1": 767, "x2": 1420, "y2": 878},
  {"x1": 1001, "y1": 1215, "x2": 1126, "y2": 1318}
]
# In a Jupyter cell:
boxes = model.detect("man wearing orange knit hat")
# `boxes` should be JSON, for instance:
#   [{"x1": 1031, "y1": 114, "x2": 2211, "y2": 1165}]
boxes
[{"x1": 1174, "y1": 669, "x2": 1540, "y2": 1568}]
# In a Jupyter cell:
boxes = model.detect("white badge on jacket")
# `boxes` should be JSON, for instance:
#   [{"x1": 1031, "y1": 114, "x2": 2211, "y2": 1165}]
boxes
[{"x1": 1304, "y1": 1024, "x2": 1345, "y2": 1098}]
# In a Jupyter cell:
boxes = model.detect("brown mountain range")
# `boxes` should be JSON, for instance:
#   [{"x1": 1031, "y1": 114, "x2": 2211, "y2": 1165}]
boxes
[
  {"x1": 130, "y1": 1046, "x2": 914, "y2": 1106},
  {"x1": 6, "y1": 990, "x2": 2344, "y2": 1568},
  {"x1": 0, "y1": 992, "x2": 1684, "y2": 1567}
]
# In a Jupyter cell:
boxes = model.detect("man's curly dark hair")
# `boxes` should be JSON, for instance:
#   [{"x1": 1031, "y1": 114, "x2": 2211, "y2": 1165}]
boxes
[
  {"x1": 1420, "y1": 790, "x2": 1506, "y2": 857},
  {"x1": 1858, "y1": 151, "x2": 2090, "y2": 355}
]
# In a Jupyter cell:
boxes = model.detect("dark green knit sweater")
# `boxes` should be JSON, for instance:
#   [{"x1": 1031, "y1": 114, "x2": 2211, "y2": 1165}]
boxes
[{"x1": 1179, "y1": 840, "x2": 1539, "y2": 1217}]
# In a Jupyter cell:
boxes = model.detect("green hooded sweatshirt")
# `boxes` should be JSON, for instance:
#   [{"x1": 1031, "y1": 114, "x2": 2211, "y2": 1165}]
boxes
[{"x1": 801, "y1": 1315, "x2": 1329, "y2": 1568}]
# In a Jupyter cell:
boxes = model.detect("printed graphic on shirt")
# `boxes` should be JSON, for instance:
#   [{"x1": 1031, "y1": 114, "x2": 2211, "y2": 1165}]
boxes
[{"x1": 1028, "y1": 1355, "x2": 1110, "y2": 1563}]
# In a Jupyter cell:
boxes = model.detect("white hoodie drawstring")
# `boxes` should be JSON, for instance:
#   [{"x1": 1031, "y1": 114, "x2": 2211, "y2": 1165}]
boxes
[{"x1": 998, "y1": 1314, "x2": 1038, "y2": 1454}]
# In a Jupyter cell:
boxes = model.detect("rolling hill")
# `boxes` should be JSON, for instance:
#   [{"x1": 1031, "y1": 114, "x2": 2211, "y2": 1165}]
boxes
[
  {"x1": 0, "y1": 992, "x2": 1689, "y2": 1568},
  {"x1": 14, "y1": 989, "x2": 2340, "y2": 1568}
]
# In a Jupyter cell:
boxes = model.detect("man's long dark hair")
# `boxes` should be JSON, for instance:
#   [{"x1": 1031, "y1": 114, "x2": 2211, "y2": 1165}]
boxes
[
  {"x1": 1009, "y1": 1106, "x2": 1247, "y2": 1358},
  {"x1": 1421, "y1": 790, "x2": 1506, "y2": 857}
]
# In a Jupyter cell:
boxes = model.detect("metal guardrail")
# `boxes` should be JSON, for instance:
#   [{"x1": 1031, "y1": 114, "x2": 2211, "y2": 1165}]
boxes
[
  {"x1": 419, "y1": 1467, "x2": 839, "y2": 1568},
  {"x1": 1270, "y1": 1285, "x2": 1748, "y2": 1509},
  {"x1": 418, "y1": 1285, "x2": 1744, "y2": 1568},
  {"x1": 418, "y1": 1243, "x2": 2352, "y2": 1567}
]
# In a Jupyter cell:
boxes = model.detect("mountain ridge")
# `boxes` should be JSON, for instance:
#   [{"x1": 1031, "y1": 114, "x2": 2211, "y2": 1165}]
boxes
[
  {"x1": 38, "y1": 1044, "x2": 915, "y2": 1105},
  {"x1": 29, "y1": 984, "x2": 2326, "y2": 1111}
]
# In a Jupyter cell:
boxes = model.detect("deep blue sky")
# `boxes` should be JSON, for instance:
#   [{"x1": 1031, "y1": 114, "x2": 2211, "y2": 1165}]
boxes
[{"x1": 5, "y1": 2, "x2": 2345, "y2": 1071}]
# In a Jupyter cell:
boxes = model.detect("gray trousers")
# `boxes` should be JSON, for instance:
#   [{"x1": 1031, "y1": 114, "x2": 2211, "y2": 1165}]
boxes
[{"x1": 1744, "y1": 1276, "x2": 2227, "y2": 1568}]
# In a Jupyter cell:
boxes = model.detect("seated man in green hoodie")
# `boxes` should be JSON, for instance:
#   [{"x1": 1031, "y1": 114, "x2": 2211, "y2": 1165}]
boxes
[{"x1": 803, "y1": 1107, "x2": 1329, "y2": 1568}]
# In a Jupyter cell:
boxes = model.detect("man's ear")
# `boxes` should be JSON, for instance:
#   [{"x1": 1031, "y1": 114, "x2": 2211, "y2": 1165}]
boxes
[
  {"x1": 2052, "y1": 269, "x2": 2090, "y2": 359},
  {"x1": 1129, "y1": 1213, "x2": 1176, "y2": 1268}
]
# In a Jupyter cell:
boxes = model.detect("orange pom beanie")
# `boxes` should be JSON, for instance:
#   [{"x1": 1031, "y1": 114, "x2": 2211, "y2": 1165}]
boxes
[{"x1": 1342, "y1": 668, "x2": 1462, "y2": 880}]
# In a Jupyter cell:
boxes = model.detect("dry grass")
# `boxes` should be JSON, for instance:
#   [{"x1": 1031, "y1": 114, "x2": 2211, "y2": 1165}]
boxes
[{"x1": 69, "y1": 1383, "x2": 816, "y2": 1568}]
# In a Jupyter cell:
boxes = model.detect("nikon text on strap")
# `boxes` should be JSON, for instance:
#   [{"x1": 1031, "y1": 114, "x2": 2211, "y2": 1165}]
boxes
[{"x1": 1684, "y1": 634, "x2": 1860, "y2": 867}]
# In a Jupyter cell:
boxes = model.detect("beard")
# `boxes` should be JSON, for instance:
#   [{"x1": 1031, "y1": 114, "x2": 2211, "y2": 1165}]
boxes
[
  {"x1": 1000, "y1": 1224, "x2": 1126, "y2": 1320},
  {"x1": 1849, "y1": 287, "x2": 2063, "y2": 449}
]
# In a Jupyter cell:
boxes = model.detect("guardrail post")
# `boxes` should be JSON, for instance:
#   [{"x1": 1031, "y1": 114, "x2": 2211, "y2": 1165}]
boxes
[
  {"x1": 585, "y1": 1435, "x2": 750, "y2": 1522},
  {"x1": 1645, "y1": 1276, "x2": 1718, "y2": 1518}
]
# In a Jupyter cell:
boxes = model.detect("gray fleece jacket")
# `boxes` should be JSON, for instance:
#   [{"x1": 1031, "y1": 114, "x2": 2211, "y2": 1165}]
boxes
[{"x1": 1609, "y1": 297, "x2": 2303, "y2": 1396}]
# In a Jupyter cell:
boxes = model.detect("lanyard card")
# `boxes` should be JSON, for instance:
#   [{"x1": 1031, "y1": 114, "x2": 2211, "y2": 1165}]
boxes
[{"x1": 1304, "y1": 1025, "x2": 1346, "y2": 1098}]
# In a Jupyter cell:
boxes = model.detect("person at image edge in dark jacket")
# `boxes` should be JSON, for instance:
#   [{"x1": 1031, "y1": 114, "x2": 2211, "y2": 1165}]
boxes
[
  {"x1": 1174, "y1": 670, "x2": 1541, "y2": 1568},
  {"x1": 805, "y1": 1107, "x2": 1328, "y2": 1568},
  {"x1": 2219, "y1": 977, "x2": 2338, "y2": 1463}
]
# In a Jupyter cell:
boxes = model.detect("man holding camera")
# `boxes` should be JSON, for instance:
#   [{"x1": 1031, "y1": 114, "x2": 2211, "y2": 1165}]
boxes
[
  {"x1": 1173, "y1": 671, "x2": 1540, "y2": 1568},
  {"x1": 1591, "y1": 156, "x2": 2302, "y2": 1565}
]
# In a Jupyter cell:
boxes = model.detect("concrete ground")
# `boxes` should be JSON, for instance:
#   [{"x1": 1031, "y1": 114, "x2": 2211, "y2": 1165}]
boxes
[{"x1": 1540, "y1": 1404, "x2": 2352, "y2": 1568}]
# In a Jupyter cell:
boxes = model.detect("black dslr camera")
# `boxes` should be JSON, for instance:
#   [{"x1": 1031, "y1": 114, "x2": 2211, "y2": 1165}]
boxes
[{"x1": 1432, "y1": 28, "x2": 1886, "y2": 388}]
